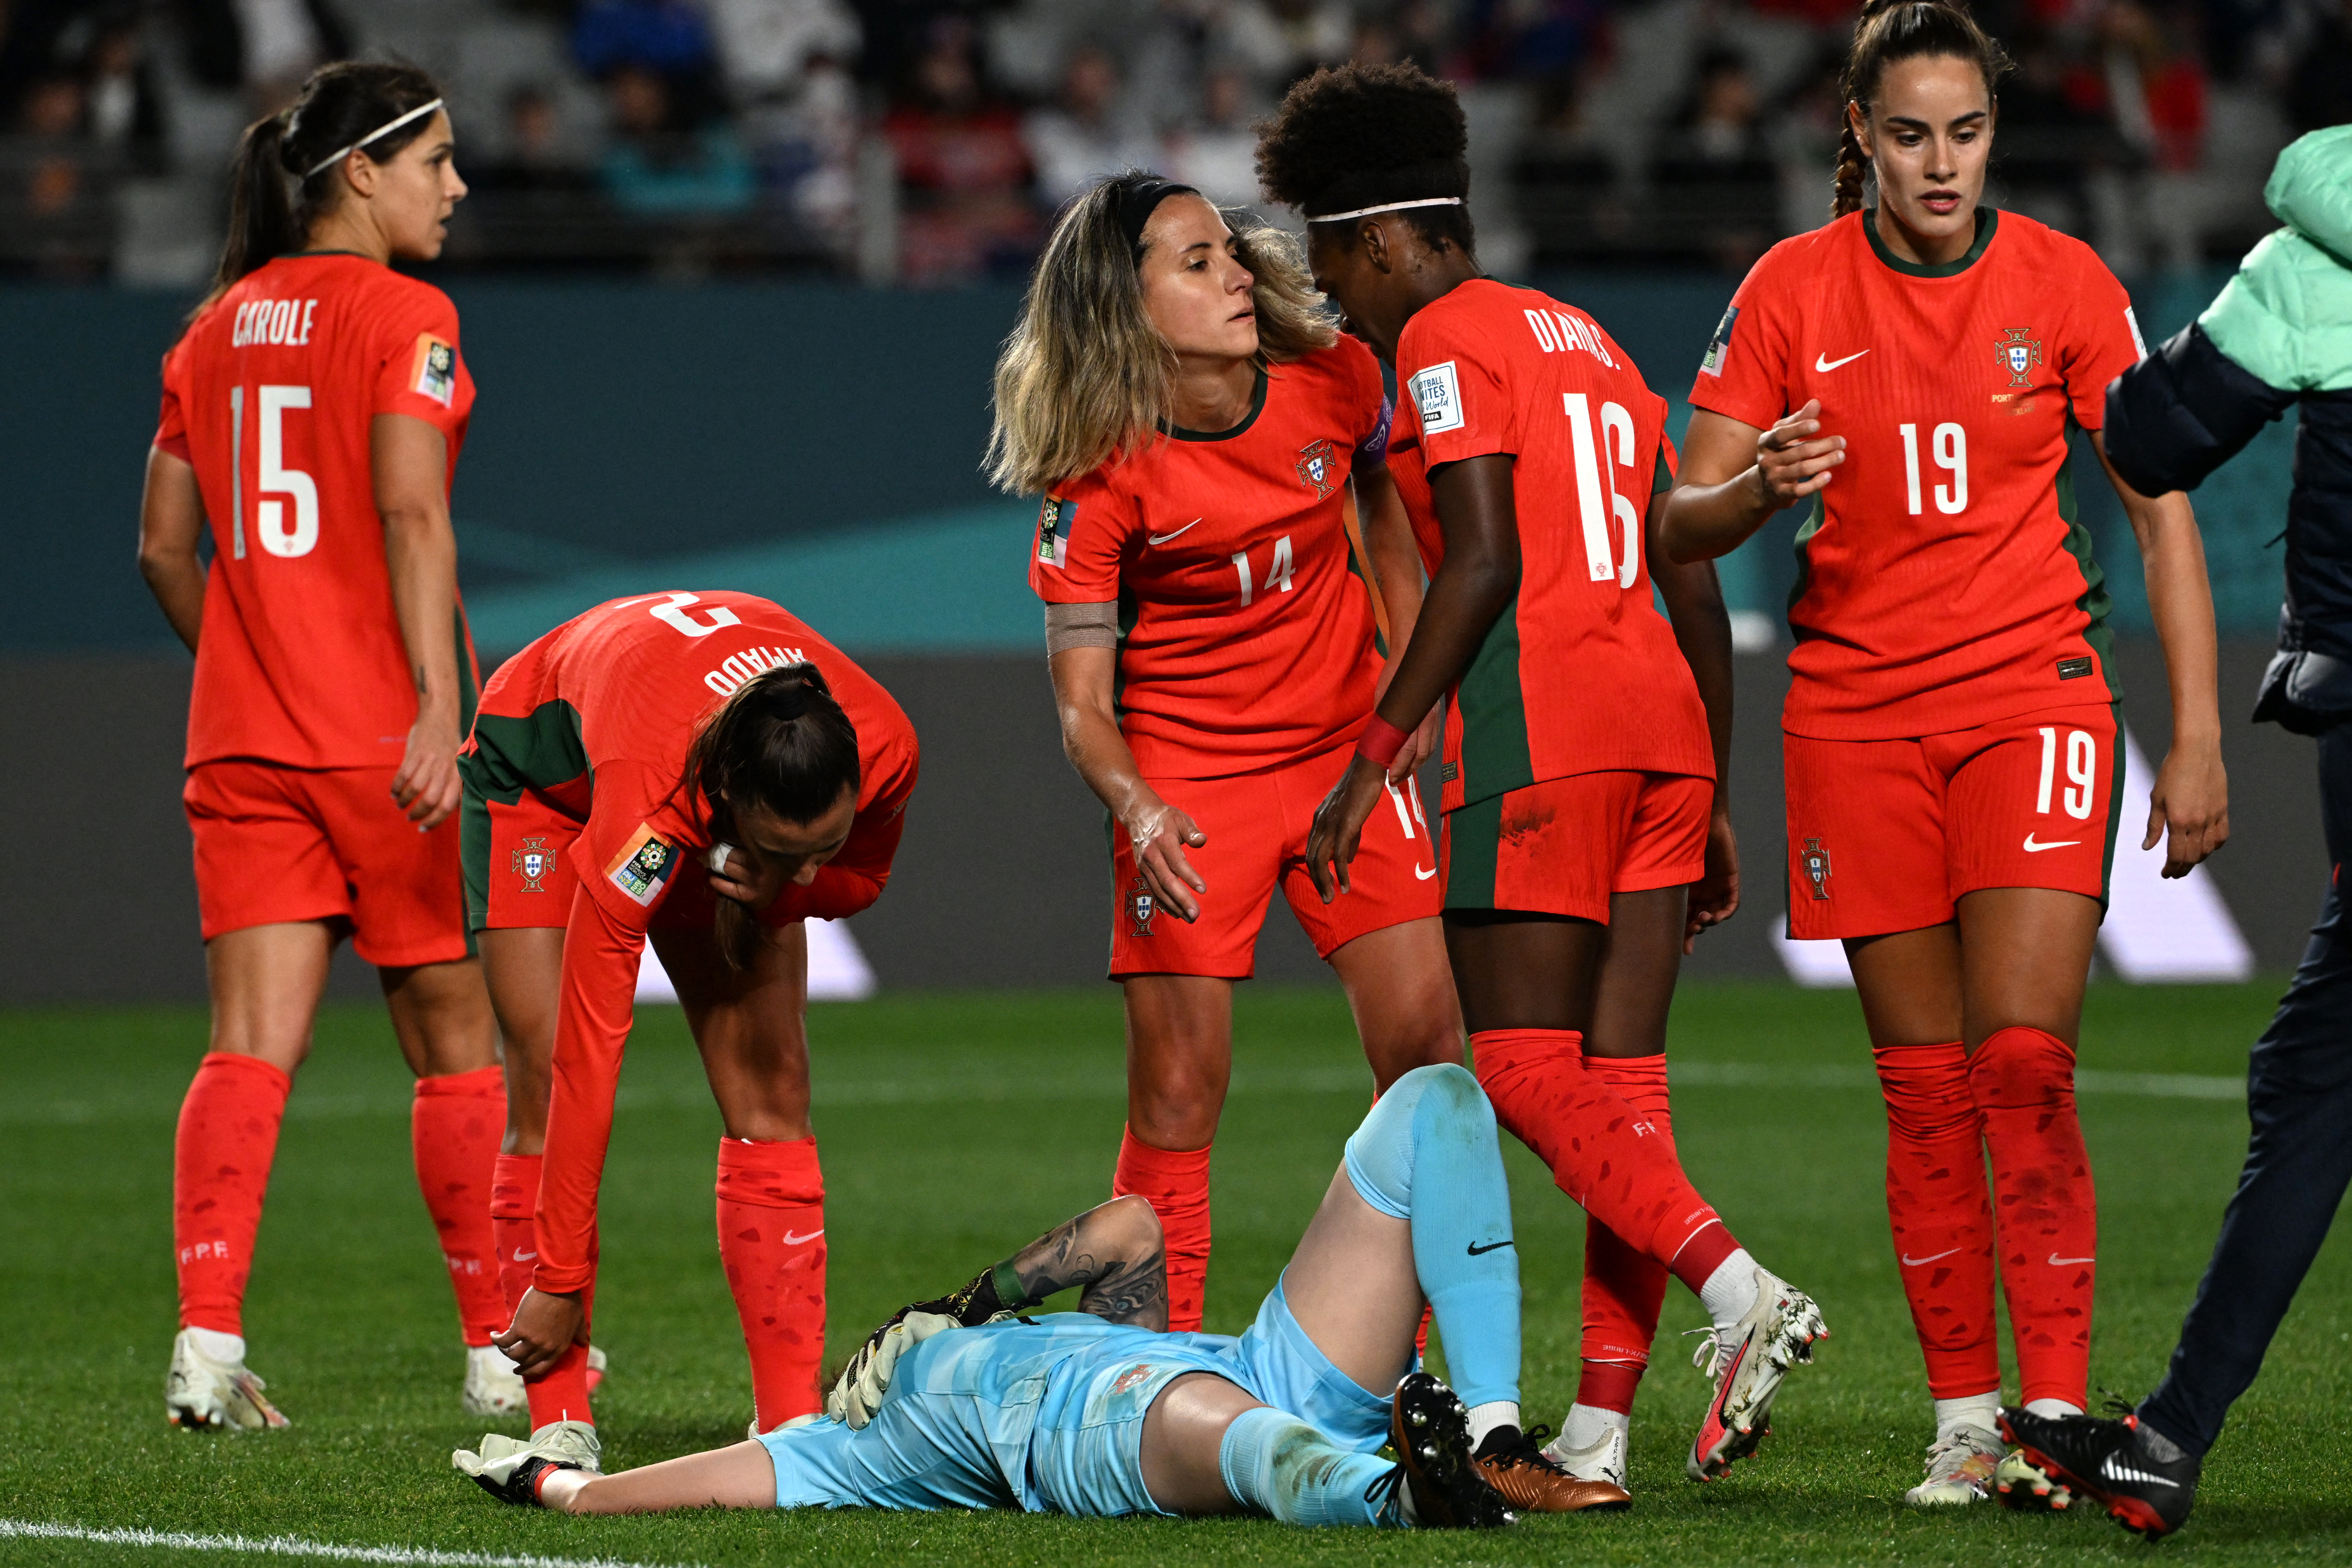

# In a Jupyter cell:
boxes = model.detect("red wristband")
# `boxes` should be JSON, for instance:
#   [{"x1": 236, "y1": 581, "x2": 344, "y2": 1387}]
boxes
[{"x1": 1357, "y1": 715, "x2": 1409, "y2": 770}]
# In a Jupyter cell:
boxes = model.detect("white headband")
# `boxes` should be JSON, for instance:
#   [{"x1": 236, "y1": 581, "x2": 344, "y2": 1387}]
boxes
[
  {"x1": 1307, "y1": 196, "x2": 1464, "y2": 223},
  {"x1": 304, "y1": 97, "x2": 445, "y2": 179}
]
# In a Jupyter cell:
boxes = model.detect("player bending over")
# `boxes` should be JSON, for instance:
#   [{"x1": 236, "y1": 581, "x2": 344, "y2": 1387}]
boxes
[{"x1": 457, "y1": 1064, "x2": 1649, "y2": 1525}]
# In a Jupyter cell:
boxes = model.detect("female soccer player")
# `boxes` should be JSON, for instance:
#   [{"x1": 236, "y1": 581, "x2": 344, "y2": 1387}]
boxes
[
  {"x1": 137, "y1": 61, "x2": 512, "y2": 1429},
  {"x1": 993, "y1": 175, "x2": 1466, "y2": 1345},
  {"x1": 464, "y1": 591, "x2": 917, "y2": 1467},
  {"x1": 1659, "y1": 0, "x2": 2227, "y2": 1506},
  {"x1": 1277, "y1": 63, "x2": 1824, "y2": 1495}
]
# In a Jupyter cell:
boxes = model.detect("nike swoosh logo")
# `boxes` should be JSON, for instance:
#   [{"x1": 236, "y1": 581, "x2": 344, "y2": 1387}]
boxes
[
  {"x1": 2049, "y1": 1253, "x2": 2095, "y2": 1265},
  {"x1": 784, "y1": 1229, "x2": 826, "y2": 1246},
  {"x1": 2023, "y1": 835, "x2": 2080, "y2": 852},
  {"x1": 1467, "y1": 1239, "x2": 1513, "y2": 1256},
  {"x1": 1814, "y1": 349, "x2": 1869, "y2": 372},
  {"x1": 512, "y1": 1250, "x2": 536, "y2": 1262},
  {"x1": 1414, "y1": 865, "x2": 1438, "y2": 881},
  {"x1": 2101, "y1": 1456, "x2": 2180, "y2": 1487},
  {"x1": 1901, "y1": 1248, "x2": 1961, "y2": 1266},
  {"x1": 1147, "y1": 519, "x2": 1202, "y2": 545}
]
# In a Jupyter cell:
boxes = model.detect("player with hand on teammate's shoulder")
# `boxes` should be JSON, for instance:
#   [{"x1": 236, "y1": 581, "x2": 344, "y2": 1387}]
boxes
[
  {"x1": 139, "y1": 61, "x2": 516, "y2": 1430},
  {"x1": 1660, "y1": 0, "x2": 2227, "y2": 1510},
  {"x1": 1271, "y1": 62, "x2": 1827, "y2": 1500},
  {"x1": 456, "y1": 593, "x2": 918, "y2": 1474},
  {"x1": 993, "y1": 172, "x2": 1470, "y2": 1386}
]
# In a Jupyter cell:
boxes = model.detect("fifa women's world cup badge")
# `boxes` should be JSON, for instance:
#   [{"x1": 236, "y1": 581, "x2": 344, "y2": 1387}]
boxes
[
  {"x1": 1997, "y1": 327, "x2": 2043, "y2": 389},
  {"x1": 1800, "y1": 836, "x2": 1832, "y2": 901},
  {"x1": 512, "y1": 834, "x2": 552, "y2": 893},
  {"x1": 1128, "y1": 875, "x2": 1156, "y2": 938},
  {"x1": 1295, "y1": 439, "x2": 1338, "y2": 499}
]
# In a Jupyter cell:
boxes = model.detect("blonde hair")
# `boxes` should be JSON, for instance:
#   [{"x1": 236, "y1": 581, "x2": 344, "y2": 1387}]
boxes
[{"x1": 986, "y1": 179, "x2": 1336, "y2": 495}]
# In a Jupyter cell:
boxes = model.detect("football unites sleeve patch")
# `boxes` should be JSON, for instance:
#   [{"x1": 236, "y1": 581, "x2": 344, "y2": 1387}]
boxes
[
  {"x1": 1699, "y1": 305, "x2": 1739, "y2": 377},
  {"x1": 1409, "y1": 361, "x2": 1464, "y2": 434},
  {"x1": 1035, "y1": 494, "x2": 1073, "y2": 569},
  {"x1": 603, "y1": 823, "x2": 679, "y2": 907},
  {"x1": 410, "y1": 333, "x2": 459, "y2": 406}
]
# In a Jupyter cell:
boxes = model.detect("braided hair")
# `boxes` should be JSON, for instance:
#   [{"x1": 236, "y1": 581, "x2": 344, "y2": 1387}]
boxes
[{"x1": 1832, "y1": 0, "x2": 2012, "y2": 218}]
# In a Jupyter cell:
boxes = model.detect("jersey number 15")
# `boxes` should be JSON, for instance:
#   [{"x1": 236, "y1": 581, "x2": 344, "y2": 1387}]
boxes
[{"x1": 229, "y1": 384, "x2": 319, "y2": 560}]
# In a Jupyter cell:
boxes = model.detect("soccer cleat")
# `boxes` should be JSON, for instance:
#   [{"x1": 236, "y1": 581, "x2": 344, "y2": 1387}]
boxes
[
  {"x1": 1684, "y1": 1267, "x2": 1828, "y2": 1481},
  {"x1": 1543, "y1": 1422, "x2": 1630, "y2": 1493},
  {"x1": 463, "y1": 1345, "x2": 527, "y2": 1417},
  {"x1": 1475, "y1": 1424, "x2": 1631, "y2": 1512},
  {"x1": 1994, "y1": 1448, "x2": 2072, "y2": 1512},
  {"x1": 164, "y1": 1328, "x2": 289, "y2": 1431},
  {"x1": 1904, "y1": 1424, "x2": 2002, "y2": 1507},
  {"x1": 1999, "y1": 1405, "x2": 2199, "y2": 1540},
  {"x1": 1387, "y1": 1371, "x2": 1516, "y2": 1529}
]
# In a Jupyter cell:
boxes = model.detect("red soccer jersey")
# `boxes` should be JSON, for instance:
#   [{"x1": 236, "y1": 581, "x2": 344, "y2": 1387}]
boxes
[
  {"x1": 1390, "y1": 279, "x2": 1714, "y2": 813},
  {"x1": 1688, "y1": 208, "x2": 2147, "y2": 740},
  {"x1": 465, "y1": 591, "x2": 919, "y2": 1295},
  {"x1": 1028, "y1": 339, "x2": 1393, "y2": 778},
  {"x1": 155, "y1": 254, "x2": 479, "y2": 770}
]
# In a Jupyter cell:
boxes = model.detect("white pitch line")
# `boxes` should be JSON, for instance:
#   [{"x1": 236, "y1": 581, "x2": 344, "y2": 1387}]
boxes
[{"x1": 0, "y1": 1520, "x2": 696, "y2": 1568}]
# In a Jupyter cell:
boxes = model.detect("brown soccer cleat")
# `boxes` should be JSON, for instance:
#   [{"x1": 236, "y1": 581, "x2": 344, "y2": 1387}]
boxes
[{"x1": 1474, "y1": 1426, "x2": 1633, "y2": 1512}]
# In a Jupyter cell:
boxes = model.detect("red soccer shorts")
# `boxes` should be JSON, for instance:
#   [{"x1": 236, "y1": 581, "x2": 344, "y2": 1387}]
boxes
[
  {"x1": 1440, "y1": 771, "x2": 1711, "y2": 920},
  {"x1": 184, "y1": 760, "x2": 469, "y2": 967},
  {"x1": 1109, "y1": 744, "x2": 1442, "y2": 979},
  {"x1": 1782, "y1": 702, "x2": 2123, "y2": 939},
  {"x1": 466, "y1": 789, "x2": 729, "y2": 933}
]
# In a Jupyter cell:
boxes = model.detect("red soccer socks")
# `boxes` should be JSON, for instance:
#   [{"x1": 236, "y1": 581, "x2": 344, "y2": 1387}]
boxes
[
  {"x1": 1971, "y1": 1025, "x2": 2097, "y2": 1409},
  {"x1": 173, "y1": 1051, "x2": 293, "y2": 1334},
  {"x1": 1471, "y1": 1029, "x2": 1733, "y2": 1283},
  {"x1": 1113, "y1": 1129, "x2": 1212, "y2": 1332},
  {"x1": 1875, "y1": 1041, "x2": 2001, "y2": 1399},
  {"x1": 1578, "y1": 1054, "x2": 1675, "y2": 1399},
  {"x1": 715, "y1": 1136, "x2": 828, "y2": 1430},
  {"x1": 492, "y1": 1151, "x2": 596, "y2": 1428},
  {"x1": 412, "y1": 1065, "x2": 507, "y2": 1347}
]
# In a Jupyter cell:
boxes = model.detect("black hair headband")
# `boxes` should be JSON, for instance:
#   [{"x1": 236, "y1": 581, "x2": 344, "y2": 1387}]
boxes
[{"x1": 1112, "y1": 175, "x2": 1198, "y2": 262}]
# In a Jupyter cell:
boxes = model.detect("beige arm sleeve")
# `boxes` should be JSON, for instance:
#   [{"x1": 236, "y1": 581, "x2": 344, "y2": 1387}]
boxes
[{"x1": 1045, "y1": 600, "x2": 1119, "y2": 656}]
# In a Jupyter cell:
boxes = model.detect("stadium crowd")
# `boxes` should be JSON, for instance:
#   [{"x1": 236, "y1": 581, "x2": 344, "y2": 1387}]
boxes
[{"x1": 0, "y1": 0, "x2": 2343, "y2": 280}]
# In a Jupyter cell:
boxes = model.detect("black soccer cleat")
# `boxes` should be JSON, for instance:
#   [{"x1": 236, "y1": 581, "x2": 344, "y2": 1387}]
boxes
[
  {"x1": 1386, "y1": 1372, "x2": 1516, "y2": 1529},
  {"x1": 1999, "y1": 1404, "x2": 2200, "y2": 1540},
  {"x1": 472, "y1": 1455, "x2": 581, "y2": 1508}
]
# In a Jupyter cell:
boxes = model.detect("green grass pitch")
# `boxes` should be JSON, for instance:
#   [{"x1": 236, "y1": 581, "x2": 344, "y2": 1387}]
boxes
[{"x1": 5, "y1": 980, "x2": 2351, "y2": 1565}]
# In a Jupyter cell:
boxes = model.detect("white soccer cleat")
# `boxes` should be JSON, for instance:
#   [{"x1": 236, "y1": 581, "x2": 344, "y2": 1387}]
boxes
[
  {"x1": 455, "y1": 1417, "x2": 603, "y2": 1479},
  {"x1": 1685, "y1": 1267, "x2": 1828, "y2": 1481},
  {"x1": 1906, "y1": 1424, "x2": 2003, "y2": 1506},
  {"x1": 165, "y1": 1327, "x2": 289, "y2": 1431},
  {"x1": 463, "y1": 1345, "x2": 527, "y2": 1417},
  {"x1": 1542, "y1": 1424, "x2": 1629, "y2": 1491},
  {"x1": 1994, "y1": 1446, "x2": 2075, "y2": 1512}
]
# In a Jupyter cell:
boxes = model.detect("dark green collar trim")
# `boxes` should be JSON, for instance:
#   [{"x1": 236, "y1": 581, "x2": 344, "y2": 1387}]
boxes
[
  {"x1": 1864, "y1": 205, "x2": 1997, "y2": 277},
  {"x1": 1166, "y1": 367, "x2": 1268, "y2": 442}
]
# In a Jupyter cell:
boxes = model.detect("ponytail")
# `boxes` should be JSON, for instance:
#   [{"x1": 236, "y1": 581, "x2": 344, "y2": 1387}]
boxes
[
  {"x1": 1830, "y1": 0, "x2": 2011, "y2": 218},
  {"x1": 196, "y1": 60, "x2": 444, "y2": 317}
]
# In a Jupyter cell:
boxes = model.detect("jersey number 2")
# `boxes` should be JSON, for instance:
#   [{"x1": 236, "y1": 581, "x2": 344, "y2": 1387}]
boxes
[{"x1": 232, "y1": 385, "x2": 318, "y2": 559}]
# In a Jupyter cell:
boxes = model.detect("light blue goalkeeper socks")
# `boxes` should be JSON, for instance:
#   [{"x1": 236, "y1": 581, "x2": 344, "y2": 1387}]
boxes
[
  {"x1": 1340, "y1": 1062, "x2": 1521, "y2": 1412},
  {"x1": 1217, "y1": 1405, "x2": 1397, "y2": 1526}
]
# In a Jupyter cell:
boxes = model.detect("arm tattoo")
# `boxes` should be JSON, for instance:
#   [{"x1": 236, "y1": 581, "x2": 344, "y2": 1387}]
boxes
[{"x1": 1001, "y1": 1204, "x2": 1169, "y2": 1332}]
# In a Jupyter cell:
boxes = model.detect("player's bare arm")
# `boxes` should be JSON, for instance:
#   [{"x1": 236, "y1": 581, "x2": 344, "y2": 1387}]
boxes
[
  {"x1": 1648, "y1": 489, "x2": 1740, "y2": 949},
  {"x1": 375, "y1": 412, "x2": 465, "y2": 829},
  {"x1": 1048, "y1": 643, "x2": 1209, "y2": 922},
  {"x1": 998, "y1": 1193, "x2": 1171, "y2": 1327},
  {"x1": 137, "y1": 446, "x2": 208, "y2": 653},
  {"x1": 2094, "y1": 430, "x2": 2229, "y2": 876},
  {"x1": 1355, "y1": 462, "x2": 1443, "y2": 774},
  {"x1": 1661, "y1": 403, "x2": 1846, "y2": 564},
  {"x1": 1306, "y1": 452, "x2": 1519, "y2": 901}
]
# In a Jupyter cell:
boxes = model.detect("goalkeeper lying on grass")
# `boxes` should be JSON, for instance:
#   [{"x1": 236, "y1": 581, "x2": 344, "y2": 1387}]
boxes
[{"x1": 455, "y1": 1064, "x2": 1681, "y2": 1527}]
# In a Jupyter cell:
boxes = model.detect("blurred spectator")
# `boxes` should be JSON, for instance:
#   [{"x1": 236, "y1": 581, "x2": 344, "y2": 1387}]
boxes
[
  {"x1": 1217, "y1": 0, "x2": 1352, "y2": 91},
  {"x1": 1652, "y1": 46, "x2": 1779, "y2": 270},
  {"x1": 175, "y1": 0, "x2": 349, "y2": 106},
  {"x1": 2287, "y1": 0, "x2": 2352, "y2": 130},
  {"x1": 600, "y1": 61, "x2": 757, "y2": 214},
  {"x1": 1164, "y1": 61, "x2": 1263, "y2": 209},
  {"x1": 1024, "y1": 43, "x2": 1158, "y2": 209},
  {"x1": 575, "y1": 0, "x2": 725, "y2": 127},
  {"x1": 1455, "y1": 0, "x2": 1610, "y2": 81},
  {"x1": 80, "y1": 15, "x2": 166, "y2": 163},
  {"x1": 708, "y1": 0, "x2": 862, "y2": 101},
  {"x1": 473, "y1": 85, "x2": 596, "y2": 193},
  {"x1": 883, "y1": 17, "x2": 1035, "y2": 282},
  {"x1": 0, "y1": 69, "x2": 114, "y2": 276},
  {"x1": 2103, "y1": 0, "x2": 2210, "y2": 171},
  {"x1": 1514, "y1": 66, "x2": 1632, "y2": 263}
]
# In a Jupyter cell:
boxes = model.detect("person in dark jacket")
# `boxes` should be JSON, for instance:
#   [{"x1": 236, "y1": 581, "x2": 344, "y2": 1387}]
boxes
[{"x1": 1998, "y1": 122, "x2": 2352, "y2": 1542}]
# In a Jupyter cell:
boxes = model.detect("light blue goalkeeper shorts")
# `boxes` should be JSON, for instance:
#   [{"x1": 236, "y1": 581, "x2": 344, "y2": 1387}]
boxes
[{"x1": 755, "y1": 1279, "x2": 1395, "y2": 1517}]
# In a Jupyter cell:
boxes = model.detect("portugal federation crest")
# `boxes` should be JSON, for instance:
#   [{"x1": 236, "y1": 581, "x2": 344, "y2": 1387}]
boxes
[
  {"x1": 1128, "y1": 875, "x2": 1156, "y2": 938},
  {"x1": 1295, "y1": 439, "x2": 1338, "y2": 499},
  {"x1": 1997, "y1": 327, "x2": 2043, "y2": 389},
  {"x1": 1800, "y1": 837, "x2": 1832, "y2": 901},
  {"x1": 511, "y1": 834, "x2": 553, "y2": 893}
]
